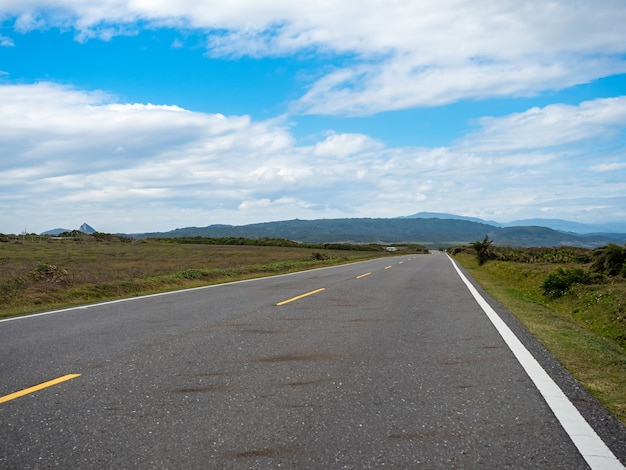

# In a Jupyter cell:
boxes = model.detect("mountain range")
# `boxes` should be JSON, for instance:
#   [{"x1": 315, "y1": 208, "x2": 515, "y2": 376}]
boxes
[
  {"x1": 131, "y1": 214, "x2": 626, "y2": 248},
  {"x1": 402, "y1": 212, "x2": 626, "y2": 234},
  {"x1": 39, "y1": 215, "x2": 626, "y2": 248}
]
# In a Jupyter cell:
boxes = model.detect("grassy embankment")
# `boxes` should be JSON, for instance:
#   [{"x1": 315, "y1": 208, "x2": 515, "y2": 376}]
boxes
[
  {"x1": 0, "y1": 233, "x2": 416, "y2": 318},
  {"x1": 453, "y1": 248, "x2": 626, "y2": 425}
]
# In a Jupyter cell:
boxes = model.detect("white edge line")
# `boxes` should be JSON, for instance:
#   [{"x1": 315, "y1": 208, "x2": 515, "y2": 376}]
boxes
[
  {"x1": 447, "y1": 255, "x2": 624, "y2": 470},
  {"x1": 0, "y1": 256, "x2": 395, "y2": 324}
]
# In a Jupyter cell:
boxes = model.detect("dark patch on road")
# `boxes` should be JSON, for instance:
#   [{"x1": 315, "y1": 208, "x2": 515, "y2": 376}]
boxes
[
  {"x1": 172, "y1": 384, "x2": 229, "y2": 393},
  {"x1": 281, "y1": 379, "x2": 326, "y2": 387},
  {"x1": 190, "y1": 371, "x2": 228, "y2": 377},
  {"x1": 228, "y1": 448, "x2": 282, "y2": 458},
  {"x1": 257, "y1": 353, "x2": 337, "y2": 363},
  {"x1": 570, "y1": 396, "x2": 593, "y2": 404},
  {"x1": 224, "y1": 446, "x2": 298, "y2": 459}
]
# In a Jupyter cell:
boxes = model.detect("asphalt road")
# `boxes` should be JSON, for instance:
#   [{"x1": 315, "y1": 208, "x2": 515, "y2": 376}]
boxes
[{"x1": 1, "y1": 252, "x2": 625, "y2": 469}]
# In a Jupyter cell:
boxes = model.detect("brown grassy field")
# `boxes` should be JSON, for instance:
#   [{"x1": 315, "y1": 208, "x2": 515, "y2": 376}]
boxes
[{"x1": 0, "y1": 234, "x2": 392, "y2": 318}]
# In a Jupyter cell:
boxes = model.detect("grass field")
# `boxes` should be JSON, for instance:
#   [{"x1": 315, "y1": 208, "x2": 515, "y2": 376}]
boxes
[
  {"x1": 453, "y1": 250, "x2": 626, "y2": 425},
  {"x1": 0, "y1": 234, "x2": 394, "y2": 318}
]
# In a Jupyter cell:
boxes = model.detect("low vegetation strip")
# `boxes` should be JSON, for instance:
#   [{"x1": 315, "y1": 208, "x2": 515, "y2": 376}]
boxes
[
  {"x1": 0, "y1": 233, "x2": 418, "y2": 318},
  {"x1": 452, "y1": 245, "x2": 626, "y2": 425}
]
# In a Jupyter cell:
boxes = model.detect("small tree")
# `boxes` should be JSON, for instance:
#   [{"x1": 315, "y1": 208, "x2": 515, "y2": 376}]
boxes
[{"x1": 471, "y1": 235, "x2": 493, "y2": 265}]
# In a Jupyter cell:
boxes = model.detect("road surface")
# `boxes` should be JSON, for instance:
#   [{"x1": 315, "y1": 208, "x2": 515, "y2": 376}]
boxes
[{"x1": 1, "y1": 252, "x2": 625, "y2": 468}]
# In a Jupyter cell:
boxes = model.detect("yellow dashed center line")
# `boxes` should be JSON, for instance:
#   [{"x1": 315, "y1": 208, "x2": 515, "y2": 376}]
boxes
[
  {"x1": 384, "y1": 266, "x2": 392, "y2": 270},
  {"x1": 276, "y1": 288, "x2": 326, "y2": 306},
  {"x1": 0, "y1": 374, "x2": 81, "y2": 404},
  {"x1": 356, "y1": 272, "x2": 372, "y2": 279}
]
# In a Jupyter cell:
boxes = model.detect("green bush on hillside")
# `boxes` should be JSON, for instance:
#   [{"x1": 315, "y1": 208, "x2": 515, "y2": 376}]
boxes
[{"x1": 541, "y1": 267, "x2": 599, "y2": 298}]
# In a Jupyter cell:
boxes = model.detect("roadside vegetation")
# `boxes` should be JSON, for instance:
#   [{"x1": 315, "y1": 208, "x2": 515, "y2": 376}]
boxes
[
  {"x1": 452, "y1": 241, "x2": 626, "y2": 424},
  {"x1": 0, "y1": 232, "x2": 422, "y2": 318}
]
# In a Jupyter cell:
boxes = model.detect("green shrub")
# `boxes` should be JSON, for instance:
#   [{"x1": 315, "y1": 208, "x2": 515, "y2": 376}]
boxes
[
  {"x1": 175, "y1": 269, "x2": 209, "y2": 280},
  {"x1": 541, "y1": 267, "x2": 598, "y2": 298},
  {"x1": 30, "y1": 263, "x2": 71, "y2": 285}
]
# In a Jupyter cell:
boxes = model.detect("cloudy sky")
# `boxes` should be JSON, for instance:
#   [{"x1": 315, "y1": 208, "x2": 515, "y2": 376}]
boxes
[{"x1": 1, "y1": 1, "x2": 625, "y2": 234}]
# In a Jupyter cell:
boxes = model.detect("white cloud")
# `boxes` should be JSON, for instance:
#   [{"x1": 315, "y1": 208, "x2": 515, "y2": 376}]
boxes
[
  {"x1": 2, "y1": 1, "x2": 626, "y2": 115},
  {"x1": 296, "y1": 56, "x2": 626, "y2": 116},
  {"x1": 313, "y1": 133, "x2": 383, "y2": 158},
  {"x1": 0, "y1": 34, "x2": 14, "y2": 46},
  {"x1": 1, "y1": 83, "x2": 376, "y2": 231},
  {"x1": 590, "y1": 162, "x2": 626, "y2": 172},
  {"x1": 0, "y1": 83, "x2": 625, "y2": 233},
  {"x1": 460, "y1": 96, "x2": 626, "y2": 151}
]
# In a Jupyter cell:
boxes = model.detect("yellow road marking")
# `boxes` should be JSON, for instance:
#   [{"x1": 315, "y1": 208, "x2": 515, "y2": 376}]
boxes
[
  {"x1": 276, "y1": 288, "x2": 326, "y2": 306},
  {"x1": 356, "y1": 272, "x2": 371, "y2": 279},
  {"x1": 0, "y1": 374, "x2": 81, "y2": 404},
  {"x1": 398, "y1": 261, "x2": 404, "y2": 264},
  {"x1": 384, "y1": 266, "x2": 392, "y2": 270}
]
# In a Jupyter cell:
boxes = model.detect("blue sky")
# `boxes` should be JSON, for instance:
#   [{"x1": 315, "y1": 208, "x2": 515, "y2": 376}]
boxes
[{"x1": 1, "y1": 1, "x2": 626, "y2": 234}]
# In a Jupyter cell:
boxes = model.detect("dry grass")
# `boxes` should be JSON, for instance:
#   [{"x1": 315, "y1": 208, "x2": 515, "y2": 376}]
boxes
[{"x1": 0, "y1": 236, "x2": 386, "y2": 317}]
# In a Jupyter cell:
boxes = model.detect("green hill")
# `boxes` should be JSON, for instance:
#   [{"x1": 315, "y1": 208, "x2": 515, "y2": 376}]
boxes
[{"x1": 135, "y1": 217, "x2": 626, "y2": 248}]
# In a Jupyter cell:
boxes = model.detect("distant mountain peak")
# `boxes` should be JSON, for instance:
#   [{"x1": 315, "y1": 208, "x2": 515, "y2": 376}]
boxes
[{"x1": 79, "y1": 223, "x2": 96, "y2": 234}]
